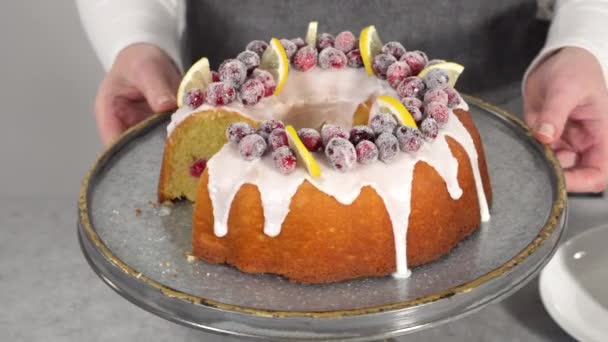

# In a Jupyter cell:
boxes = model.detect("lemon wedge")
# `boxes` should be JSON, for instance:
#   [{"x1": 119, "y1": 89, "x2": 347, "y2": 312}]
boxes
[
  {"x1": 418, "y1": 62, "x2": 465, "y2": 87},
  {"x1": 305, "y1": 21, "x2": 318, "y2": 47},
  {"x1": 372, "y1": 95, "x2": 418, "y2": 129},
  {"x1": 285, "y1": 125, "x2": 321, "y2": 178},
  {"x1": 359, "y1": 25, "x2": 383, "y2": 76},
  {"x1": 176, "y1": 57, "x2": 213, "y2": 107},
  {"x1": 260, "y1": 37, "x2": 289, "y2": 95}
]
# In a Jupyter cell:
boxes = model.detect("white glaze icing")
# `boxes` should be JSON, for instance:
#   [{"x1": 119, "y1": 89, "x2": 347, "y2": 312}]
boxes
[{"x1": 171, "y1": 67, "x2": 490, "y2": 278}]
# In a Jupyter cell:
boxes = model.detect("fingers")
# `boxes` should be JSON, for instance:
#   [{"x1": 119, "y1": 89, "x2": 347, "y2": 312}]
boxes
[
  {"x1": 556, "y1": 150, "x2": 577, "y2": 169},
  {"x1": 532, "y1": 84, "x2": 583, "y2": 145},
  {"x1": 95, "y1": 78, "x2": 127, "y2": 145},
  {"x1": 132, "y1": 59, "x2": 180, "y2": 113},
  {"x1": 564, "y1": 167, "x2": 608, "y2": 193}
]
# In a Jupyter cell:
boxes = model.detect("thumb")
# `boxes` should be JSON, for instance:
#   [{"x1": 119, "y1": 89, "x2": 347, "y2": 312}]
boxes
[
  {"x1": 133, "y1": 59, "x2": 180, "y2": 113},
  {"x1": 533, "y1": 86, "x2": 580, "y2": 144}
]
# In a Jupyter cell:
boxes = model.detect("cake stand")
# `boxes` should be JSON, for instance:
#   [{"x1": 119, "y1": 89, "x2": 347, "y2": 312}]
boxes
[{"x1": 78, "y1": 96, "x2": 567, "y2": 341}]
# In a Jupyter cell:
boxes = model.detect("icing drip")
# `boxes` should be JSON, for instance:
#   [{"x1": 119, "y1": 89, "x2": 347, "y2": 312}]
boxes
[{"x1": 206, "y1": 97, "x2": 490, "y2": 277}]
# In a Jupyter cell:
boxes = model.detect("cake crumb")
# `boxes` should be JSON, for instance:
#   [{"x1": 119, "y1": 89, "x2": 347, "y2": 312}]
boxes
[
  {"x1": 148, "y1": 200, "x2": 159, "y2": 209},
  {"x1": 135, "y1": 208, "x2": 142, "y2": 216},
  {"x1": 158, "y1": 206, "x2": 171, "y2": 217},
  {"x1": 186, "y1": 254, "x2": 198, "y2": 263}
]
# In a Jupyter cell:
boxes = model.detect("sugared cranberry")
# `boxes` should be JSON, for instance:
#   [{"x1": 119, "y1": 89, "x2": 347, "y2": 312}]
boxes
[
  {"x1": 246, "y1": 40, "x2": 268, "y2": 57},
  {"x1": 251, "y1": 69, "x2": 276, "y2": 97},
  {"x1": 239, "y1": 78, "x2": 265, "y2": 106},
  {"x1": 375, "y1": 132, "x2": 399, "y2": 163},
  {"x1": 316, "y1": 33, "x2": 335, "y2": 50},
  {"x1": 237, "y1": 50, "x2": 260, "y2": 73},
  {"x1": 226, "y1": 122, "x2": 255, "y2": 143},
  {"x1": 185, "y1": 88, "x2": 204, "y2": 109},
  {"x1": 381, "y1": 41, "x2": 406, "y2": 59},
  {"x1": 423, "y1": 88, "x2": 448, "y2": 106},
  {"x1": 395, "y1": 126, "x2": 424, "y2": 153},
  {"x1": 321, "y1": 123, "x2": 349, "y2": 147},
  {"x1": 372, "y1": 53, "x2": 397, "y2": 79},
  {"x1": 334, "y1": 31, "x2": 357, "y2": 52},
  {"x1": 400, "y1": 51, "x2": 428, "y2": 75},
  {"x1": 272, "y1": 146, "x2": 297, "y2": 174},
  {"x1": 420, "y1": 117, "x2": 439, "y2": 141},
  {"x1": 318, "y1": 47, "x2": 347, "y2": 69},
  {"x1": 401, "y1": 96, "x2": 423, "y2": 109},
  {"x1": 444, "y1": 86, "x2": 461, "y2": 108},
  {"x1": 259, "y1": 119, "x2": 285, "y2": 135},
  {"x1": 346, "y1": 49, "x2": 363, "y2": 68},
  {"x1": 423, "y1": 68, "x2": 450, "y2": 90},
  {"x1": 325, "y1": 137, "x2": 357, "y2": 172},
  {"x1": 189, "y1": 159, "x2": 207, "y2": 178},
  {"x1": 408, "y1": 106, "x2": 424, "y2": 122},
  {"x1": 355, "y1": 140, "x2": 379, "y2": 165},
  {"x1": 396, "y1": 76, "x2": 426, "y2": 99},
  {"x1": 297, "y1": 128, "x2": 322, "y2": 151},
  {"x1": 293, "y1": 46, "x2": 318, "y2": 71},
  {"x1": 370, "y1": 113, "x2": 398, "y2": 136},
  {"x1": 425, "y1": 101, "x2": 449, "y2": 127},
  {"x1": 386, "y1": 61, "x2": 413, "y2": 89},
  {"x1": 268, "y1": 128, "x2": 288, "y2": 151},
  {"x1": 205, "y1": 82, "x2": 236, "y2": 106},
  {"x1": 218, "y1": 59, "x2": 247, "y2": 87},
  {"x1": 280, "y1": 38, "x2": 298, "y2": 60},
  {"x1": 211, "y1": 70, "x2": 220, "y2": 82},
  {"x1": 238, "y1": 134, "x2": 267, "y2": 160},
  {"x1": 349, "y1": 125, "x2": 375, "y2": 146},
  {"x1": 291, "y1": 37, "x2": 306, "y2": 49}
]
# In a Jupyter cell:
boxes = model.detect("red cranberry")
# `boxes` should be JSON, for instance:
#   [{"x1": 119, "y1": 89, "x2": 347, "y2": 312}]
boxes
[
  {"x1": 355, "y1": 140, "x2": 379, "y2": 165},
  {"x1": 395, "y1": 126, "x2": 424, "y2": 153},
  {"x1": 372, "y1": 53, "x2": 397, "y2": 79},
  {"x1": 396, "y1": 76, "x2": 426, "y2": 99},
  {"x1": 316, "y1": 33, "x2": 335, "y2": 50},
  {"x1": 237, "y1": 50, "x2": 260, "y2": 73},
  {"x1": 205, "y1": 82, "x2": 236, "y2": 106},
  {"x1": 381, "y1": 41, "x2": 406, "y2": 59},
  {"x1": 297, "y1": 128, "x2": 322, "y2": 151},
  {"x1": 226, "y1": 122, "x2": 255, "y2": 143},
  {"x1": 280, "y1": 38, "x2": 298, "y2": 60},
  {"x1": 375, "y1": 132, "x2": 399, "y2": 163},
  {"x1": 259, "y1": 119, "x2": 285, "y2": 135},
  {"x1": 218, "y1": 59, "x2": 247, "y2": 87},
  {"x1": 291, "y1": 37, "x2": 306, "y2": 49},
  {"x1": 325, "y1": 137, "x2": 357, "y2": 172},
  {"x1": 423, "y1": 88, "x2": 449, "y2": 106},
  {"x1": 370, "y1": 113, "x2": 398, "y2": 136},
  {"x1": 400, "y1": 51, "x2": 428, "y2": 75},
  {"x1": 321, "y1": 124, "x2": 349, "y2": 146},
  {"x1": 239, "y1": 78, "x2": 265, "y2": 106},
  {"x1": 238, "y1": 134, "x2": 267, "y2": 160},
  {"x1": 268, "y1": 128, "x2": 288, "y2": 151},
  {"x1": 293, "y1": 45, "x2": 318, "y2": 71},
  {"x1": 346, "y1": 49, "x2": 363, "y2": 68},
  {"x1": 272, "y1": 146, "x2": 297, "y2": 174},
  {"x1": 211, "y1": 71, "x2": 220, "y2": 82},
  {"x1": 189, "y1": 159, "x2": 207, "y2": 178},
  {"x1": 420, "y1": 117, "x2": 439, "y2": 141},
  {"x1": 334, "y1": 31, "x2": 357, "y2": 52},
  {"x1": 425, "y1": 101, "x2": 449, "y2": 127},
  {"x1": 185, "y1": 89, "x2": 204, "y2": 109},
  {"x1": 246, "y1": 40, "x2": 268, "y2": 57},
  {"x1": 349, "y1": 125, "x2": 375, "y2": 146},
  {"x1": 386, "y1": 61, "x2": 413, "y2": 89},
  {"x1": 318, "y1": 47, "x2": 347, "y2": 69},
  {"x1": 251, "y1": 69, "x2": 276, "y2": 97},
  {"x1": 444, "y1": 86, "x2": 461, "y2": 108}
]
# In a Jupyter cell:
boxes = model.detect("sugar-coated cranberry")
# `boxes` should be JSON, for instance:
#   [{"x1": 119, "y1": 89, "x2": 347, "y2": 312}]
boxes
[
  {"x1": 318, "y1": 47, "x2": 347, "y2": 69},
  {"x1": 355, "y1": 140, "x2": 379, "y2": 165},
  {"x1": 238, "y1": 133, "x2": 267, "y2": 160},
  {"x1": 425, "y1": 101, "x2": 449, "y2": 127},
  {"x1": 400, "y1": 51, "x2": 428, "y2": 75},
  {"x1": 259, "y1": 119, "x2": 285, "y2": 135},
  {"x1": 334, "y1": 31, "x2": 357, "y2": 52},
  {"x1": 321, "y1": 123, "x2": 349, "y2": 146},
  {"x1": 237, "y1": 50, "x2": 260, "y2": 73},
  {"x1": 272, "y1": 146, "x2": 297, "y2": 174},
  {"x1": 346, "y1": 49, "x2": 363, "y2": 68},
  {"x1": 420, "y1": 117, "x2": 439, "y2": 141},
  {"x1": 316, "y1": 33, "x2": 335, "y2": 50},
  {"x1": 395, "y1": 126, "x2": 424, "y2": 153},
  {"x1": 239, "y1": 78, "x2": 265, "y2": 106},
  {"x1": 444, "y1": 86, "x2": 461, "y2": 108},
  {"x1": 226, "y1": 122, "x2": 255, "y2": 143},
  {"x1": 381, "y1": 41, "x2": 406, "y2": 59},
  {"x1": 401, "y1": 96, "x2": 423, "y2": 109},
  {"x1": 423, "y1": 68, "x2": 450, "y2": 90},
  {"x1": 370, "y1": 113, "x2": 398, "y2": 136},
  {"x1": 372, "y1": 53, "x2": 397, "y2": 79},
  {"x1": 325, "y1": 137, "x2": 357, "y2": 172},
  {"x1": 268, "y1": 128, "x2": 289, "y2": 151},
  {"x1": 185, "y1": 88, "x2": 204, "y2": 109},
  {"x1": 189, "y1": 159, "x2": 207, "y2": 178},
  {"x1": 205, "y1": 82, "x2": 236, "y2": 106},
  {"x1": 396, "y1": 76, "x2": 426, "y2": 99},
  {"x1": 246, "y1": 40, "x2": 268, "y2": 57},
  {"x1": 407, "y1": 106, "x2": 424, "y2": 122},
  {"x1": 218, "y1": 59, "x2": 247, "y2": 87},
  {"x1": 211, "y1": 70, "x2": 220, "y2": 82},
  {"x1": 280, "y1": 38, "x2": 298, "y2": 60},
  {"x1": 292, "y1": 45, "x2": 318, "y2": 71},
  {"x1": 423, "y1": 88, "x2": 448, "y2": 106},
  {"x1": 297, "y1": 128, "x2": 322, "y2": 151},
  {"x1": 375, "y1": 132, "x2": 399, "y2": 163},
  {"x1": 251, "y1": 69, "x2": 277, "y2": 97},
  {"x1": 349, "y1": 125, "x2": 375, "y2": 146},
  {"x1": 291, "y1": 37, "x2": 306, "y2": 49},
  {"x1": 386, "y1": 61, "x2": 413, "y2": 89}
]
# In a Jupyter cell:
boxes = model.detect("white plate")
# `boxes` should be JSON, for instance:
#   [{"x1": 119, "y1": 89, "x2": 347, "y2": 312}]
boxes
[{"x1": 540, "y1": 224, "x2": 608, "y2": 342}]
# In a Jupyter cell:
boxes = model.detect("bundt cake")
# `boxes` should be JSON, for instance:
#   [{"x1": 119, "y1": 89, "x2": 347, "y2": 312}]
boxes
[{"x1": 158, "y1": 24, "x2": 492, "y2": 283}]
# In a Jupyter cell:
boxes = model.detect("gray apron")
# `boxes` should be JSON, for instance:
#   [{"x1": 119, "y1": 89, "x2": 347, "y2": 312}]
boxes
[{"x1": 182, "y1": 0, "x2": 547, "y2": 94}]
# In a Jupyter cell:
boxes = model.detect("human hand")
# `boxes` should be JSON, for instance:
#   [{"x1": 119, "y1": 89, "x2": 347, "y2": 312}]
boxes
[
  {"x1": 95, "y1": 43, "x2": 181, "y2": 145},
  {"x1": 524, "y1": 47, "x2": 608, "y2": 192}
]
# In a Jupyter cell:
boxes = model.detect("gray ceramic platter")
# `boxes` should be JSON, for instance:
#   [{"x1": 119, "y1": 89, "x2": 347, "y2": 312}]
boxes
[{"x1": 78, "y1": 96, "x2": 567, "y2": 341}]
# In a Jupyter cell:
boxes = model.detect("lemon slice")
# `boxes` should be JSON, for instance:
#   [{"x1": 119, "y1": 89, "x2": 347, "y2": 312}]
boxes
[
  {"x1": 418, "y1": 62, "x2": 465, "y2": 87},
  {"x1": 372, "y1": 95, "x2": 418, "y2": 129},
  {"x1": 285, "y1": 125, "x2": 321, "y2": 178},
  {"x1": 359, "y1": 25, "x2": 384, "y2": 76},
  {"x1": 176, "y1": 57, "x2": 212, "y2": 107},
  {"x1": 305, "y1": 21, "x2": 318, "y2": 47},
  {"x1": 260, "y1": 37, "x2": 289, "y2": 95}
]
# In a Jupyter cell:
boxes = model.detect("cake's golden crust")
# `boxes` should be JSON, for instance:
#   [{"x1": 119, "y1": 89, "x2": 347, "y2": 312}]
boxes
[{"x1": 192, "y1": 109, "x2": 492, "y2": 283}]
